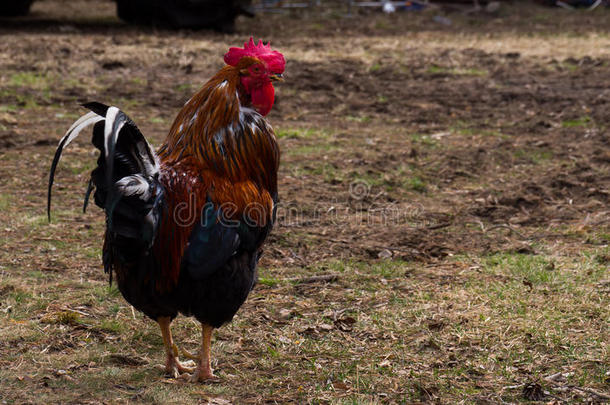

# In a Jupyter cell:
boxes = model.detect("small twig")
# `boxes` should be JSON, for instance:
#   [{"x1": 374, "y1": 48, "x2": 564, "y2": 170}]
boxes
[
  {"x1": 484, "y1": 224, "x2": 528, "y2": 240},
  {"x1": 288, "y1": 248, "x2": 304, "y2": 262},
  {"x1": 285, "y1": 274, "x2": 339, "y2": 284},
  {"x1": 544, "y1": 372, "x2": 563, "y2": 382},
  {"x1": 331, "y1": 307, "x2": 353, "y2": 321},
  {"x1": 567, "y1": 386, "x2": 610, "y2": 400},
  {"x1": 542, "y1": 377, "x2": 610, "y2": 401},
  {"x1": 426, "y1": 222, "x2": 452, "y2": 230},
  {"x1": 371, "y1": 190, "x2": 385, "y2": 201},
  {"x1": 65, "y1": 308, "x2": 90, "y2": 317}
]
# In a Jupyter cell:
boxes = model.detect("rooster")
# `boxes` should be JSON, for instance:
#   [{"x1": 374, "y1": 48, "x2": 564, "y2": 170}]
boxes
[{"x1": 47, "y1": 38, "x2": 285, "y2": 382}]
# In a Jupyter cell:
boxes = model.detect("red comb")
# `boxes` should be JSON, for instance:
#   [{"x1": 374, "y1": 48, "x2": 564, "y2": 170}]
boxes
[{"x1": 224, "y1": 37, "x2": 285, "y2": 73}]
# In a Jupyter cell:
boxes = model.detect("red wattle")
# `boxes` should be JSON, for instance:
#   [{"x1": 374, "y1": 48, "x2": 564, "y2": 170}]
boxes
[{"x1": 250, "y1": 82, "x2": 275, "y2": 116}]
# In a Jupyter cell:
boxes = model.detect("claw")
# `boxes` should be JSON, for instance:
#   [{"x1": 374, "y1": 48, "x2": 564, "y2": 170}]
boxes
[{"x1": 173, "y1": 343, "x2": 198, "y2": 361}]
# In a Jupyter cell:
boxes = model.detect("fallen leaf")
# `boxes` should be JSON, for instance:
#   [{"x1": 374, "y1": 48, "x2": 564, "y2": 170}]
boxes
[
  {"x1": 333, "y1": 381, "x2": 349, "y2": 390},
  {"x1": 334, "y1": 316, "x2": 357, "y2": 331},
  {"x1": 278, "y1": 308, "x2": 293, "y2": 320},
  {"x1": 378, "y1": 249, "x2": 392, "y2": 259}
]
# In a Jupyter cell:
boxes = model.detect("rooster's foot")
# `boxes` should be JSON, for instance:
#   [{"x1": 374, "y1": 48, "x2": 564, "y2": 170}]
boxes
[{"x1": 161, "y1": 357, "x2": 195, "y2": 378}]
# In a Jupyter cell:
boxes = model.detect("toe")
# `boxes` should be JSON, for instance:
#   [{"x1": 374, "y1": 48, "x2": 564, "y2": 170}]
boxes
[
  {"x1": 190, "y1": 369, "x2": 220, "y2": 383},
  {"x1": 176, "y1": 362, "x2": 195, "y2": 374},
  {"x1": 164, "y1": 366, "x2": 179, "y2": 379}
]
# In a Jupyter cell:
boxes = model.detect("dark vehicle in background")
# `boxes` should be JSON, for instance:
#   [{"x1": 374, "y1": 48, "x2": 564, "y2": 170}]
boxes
[
  {"x1": 0, "y1": 0, "x2": 35, "y2": 16},
  {"x1": 0, "y1": 0, "x2": 254, "y2": 31}
]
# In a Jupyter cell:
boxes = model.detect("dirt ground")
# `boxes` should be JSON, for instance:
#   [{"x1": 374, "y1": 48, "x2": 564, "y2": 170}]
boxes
[{"x1": 0, "y1": 0, "x2": 608, "y2": 404}]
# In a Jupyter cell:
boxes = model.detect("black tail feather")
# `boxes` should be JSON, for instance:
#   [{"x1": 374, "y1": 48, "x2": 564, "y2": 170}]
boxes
[
  {"x1": 82, "y1": 101, "x2": 110, "y2": 117},
  {"x1": 83, "y1": 178, "x2": 94, "y2": 214},
  {"x1": 47, "y1": 135, "x2": 69, "y2": 221},
  {"x1": 47, "y1": 111, "x2": 104, "y2": 221}
]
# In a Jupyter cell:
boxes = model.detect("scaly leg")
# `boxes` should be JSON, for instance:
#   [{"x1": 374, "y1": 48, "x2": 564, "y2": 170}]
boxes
[
  {"x1": 190, "y1": 324, "x2": 219, "y2": 382},
  {"x1": 158, "y1": 316, "x2": 195, "y2": 378}
]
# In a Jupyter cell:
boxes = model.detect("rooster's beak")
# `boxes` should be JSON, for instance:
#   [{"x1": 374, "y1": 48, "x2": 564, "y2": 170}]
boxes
[{"x1": 270, "y1": 73, "x2": 284, "y2": 82}]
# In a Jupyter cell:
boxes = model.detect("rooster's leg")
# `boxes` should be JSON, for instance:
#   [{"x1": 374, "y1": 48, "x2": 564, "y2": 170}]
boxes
[
  {"x1": 190, "y1": 324, "x2": 218, "y2": 382},
  {"x1": 158, "y1": 316, "x2": 195, "y2": 377}
]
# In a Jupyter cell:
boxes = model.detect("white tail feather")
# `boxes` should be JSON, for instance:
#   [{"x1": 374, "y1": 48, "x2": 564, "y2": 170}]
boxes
[
  {"x1": 63, "y1": 111, "x2": 98, "y2": 138},
  {"x1": 61, "y1": 111, "x2": 104, "y2": 149},
  {"x1": 104, "y1": 107, "x2": 122, "y2": 159}
]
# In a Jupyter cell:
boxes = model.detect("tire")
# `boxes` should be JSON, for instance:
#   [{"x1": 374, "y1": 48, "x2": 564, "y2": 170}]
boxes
[
  {"x1": 0, "y1": 0, "x2": 34, "y2": 16},
  {"x1": 116, "y1": 0, "x2": 253, "y2": 31}
]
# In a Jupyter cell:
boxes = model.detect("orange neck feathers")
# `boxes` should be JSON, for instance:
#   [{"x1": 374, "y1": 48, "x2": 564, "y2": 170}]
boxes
[
  {"x1": 157, "y1": 64, "x2": 279, "y2": 195},
  {"x1": 158, "y1": 66, "x2": 241, "y2": 164}
]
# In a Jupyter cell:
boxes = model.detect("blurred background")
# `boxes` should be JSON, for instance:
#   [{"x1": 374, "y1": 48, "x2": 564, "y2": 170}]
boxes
[{"x1": 0, "y1": 0, "x2": 608, "y2": 30}]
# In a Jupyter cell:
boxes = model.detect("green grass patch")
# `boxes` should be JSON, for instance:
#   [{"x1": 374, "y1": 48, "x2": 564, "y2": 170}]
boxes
[
  {"x1": 513, "y1": 148, "x2": 553, "y2": 164},
  {"x1": 149, "y1": 116, "x2": 166, "y2": 124},
  {"x1": 426, "y1": 66, "x2": 488, "y2": 76},
  {"x1": 369, "y1": 63, "x2": 382, "y2": 72},
  {"x1": 410, "y1": 133, "x2": 439, "y2": 148},
  {"x1": 0, "y1": 104, "x2": 18, "y2": 112},
  {"x1": 349, "y1": 164, "x2": 426, "y2": 193},
  {"x1": 97, "y1": 319, "x2": 124, "y2": 333},
  {"x1": 346, "y1": 115, "x2": 371, "y2": 123},
  {"x1": 9, "y1": 72, "x2": 51, "y2": 89},
  {"x1": 562, "y1": 116, "x2": 592, "y2": 128},
  {"x1": 483, "y1": 253, "x2": 560, "y2": 285},
  {"x1": 0, "y1": 193, "x2": 12, "y2": 211},
  {"x1": 175, "y1": 83, "x2": 194, "y2": 92},
  {"x1": 276, "y1": 128, "x2": 317, "y2": 139},
  {"x1": 405, "y1": 176, "x2": 426, "y2": 192}
]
